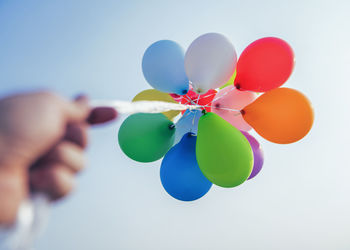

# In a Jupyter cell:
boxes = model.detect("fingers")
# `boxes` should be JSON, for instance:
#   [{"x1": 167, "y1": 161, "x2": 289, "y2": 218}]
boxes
[
  {"x1": 46, "y1": 141, "x2": 86, "y2": 173},
  {"x1": 65, "y1": 123, "x2": 88, "y2": 148},
  {"x1": 87, "y1": 107, "x2": 118, "y2": 125},
  {"x1": 30, "y1": 164, "x2": 74, "y2": 200},
  {"x1": 30, "y1": 141, "x2": 85, "y2": 200}
]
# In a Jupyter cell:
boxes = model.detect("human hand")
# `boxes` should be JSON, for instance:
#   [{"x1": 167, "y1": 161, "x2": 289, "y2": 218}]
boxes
[{"x1": 0, "y1": 91, "x2": 117, "y2": 225}]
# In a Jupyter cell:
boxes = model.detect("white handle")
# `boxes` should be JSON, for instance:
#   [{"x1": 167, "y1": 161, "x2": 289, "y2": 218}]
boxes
[{"x1": 0, "y1": 194, "x2": 50, "y2": 250}]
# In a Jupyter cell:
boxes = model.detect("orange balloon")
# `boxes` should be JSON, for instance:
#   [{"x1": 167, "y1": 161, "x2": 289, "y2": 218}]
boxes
[{"x1": 242, "y1": 88, "x2": 314, "y2": 144}]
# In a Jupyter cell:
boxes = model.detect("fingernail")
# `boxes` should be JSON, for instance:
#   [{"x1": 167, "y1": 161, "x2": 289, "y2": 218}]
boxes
[
  {"x1": 87, "y1": 107, "x2": 118, "y2": 125},
  {"x1": 75, "y1": 94, "x2": 89, "y2": 105}
]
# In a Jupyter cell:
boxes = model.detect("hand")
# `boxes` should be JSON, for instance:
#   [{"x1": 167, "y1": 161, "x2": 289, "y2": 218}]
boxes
[{"x1": 0, "y1": 91, "x2": 117, "y2": 225}]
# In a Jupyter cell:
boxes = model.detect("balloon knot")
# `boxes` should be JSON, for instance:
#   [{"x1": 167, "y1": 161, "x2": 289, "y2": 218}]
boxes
[
  {"x1": 181, "y1": 89, "x2": 188, "y2": 95},
  {"x1": 196, "y1": 88, "x2": 203, "y2": 94},
  {"x1": 169, "y1": 124, "x2": 175, "y2": 130},
  {"x1": 235, "y1": 83, "x2": 241, "y2": 90},
  {"x1": 202, "y1": 109, "x2": 207, "y2": 115},
  {"x1": 240, "y1": 109, "x2": 245, "y2": 115}
]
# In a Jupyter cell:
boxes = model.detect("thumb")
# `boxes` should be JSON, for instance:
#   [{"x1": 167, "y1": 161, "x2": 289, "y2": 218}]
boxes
[{"x1": 62, "y1": 95, "x2": 90, "y2": 123}]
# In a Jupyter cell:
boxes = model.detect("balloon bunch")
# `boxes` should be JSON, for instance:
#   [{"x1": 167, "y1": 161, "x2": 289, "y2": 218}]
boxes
[{"x1": 118, "y1": 33, "x2": 314, "y2": 201}]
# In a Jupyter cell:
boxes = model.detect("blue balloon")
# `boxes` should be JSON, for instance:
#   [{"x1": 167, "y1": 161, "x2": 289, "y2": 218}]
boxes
[
  {"x1": 174, "y1": 110, "x2": 202, "y2": 145},
  {"x1": 142, "y1": 40, "x2": 189, "y2": 95},
  {"x1": 160, "y1": 133, "x2": 212, "y2": 201}
]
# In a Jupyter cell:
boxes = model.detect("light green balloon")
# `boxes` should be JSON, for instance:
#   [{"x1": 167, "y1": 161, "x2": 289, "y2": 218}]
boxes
[
  {"x1": 196, "y1": 112, "x2": 253, "y2": 187},
  {"x1": 118, "y1": 113, "x2": 175, "y2": 163},
  {"x1": 219, "y1": 69, "x2": 236, "y2": 89}
]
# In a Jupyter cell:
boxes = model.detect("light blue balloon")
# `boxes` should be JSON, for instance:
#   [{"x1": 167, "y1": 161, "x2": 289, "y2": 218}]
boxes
[
  {"x1": 174, "y1": 110, "x2": 202, "y2": 145},
  {"x1": 160, "y1": 133, "x2": 212, "y2": 201},
  {"x1": 142, "y1": 40, "x2": 189, "y2": 95}
]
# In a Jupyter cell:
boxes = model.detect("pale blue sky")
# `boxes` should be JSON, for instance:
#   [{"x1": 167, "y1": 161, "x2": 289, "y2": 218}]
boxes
[{"x1": 1, "y1": 1, "x2": 350, "y2": 249}]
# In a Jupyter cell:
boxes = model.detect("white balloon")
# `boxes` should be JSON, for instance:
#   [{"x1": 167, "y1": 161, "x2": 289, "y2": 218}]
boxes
[{"x1": 184, "y1": 33, "x2": 237, "y2": 94}]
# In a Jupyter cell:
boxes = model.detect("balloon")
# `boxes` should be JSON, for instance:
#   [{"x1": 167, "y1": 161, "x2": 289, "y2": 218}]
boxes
[
  {"x1": 234, "y1": 37, "x2": 294, "y2": 92},
  {"x1": 196, "y1": 113, "x2": 253, "y2": 187},
  {"x1": 142, "y1": 40, "x2": 189, "y2": 95},
  {"x1": 181, "y1": 89, "x2": 217, "y2": 113},
  {"x1": 212, "y1": 86, "x2": 257, "y2": 131},
  {"x1": 132, "y1": 89, "x2": 180, "y2": 120},
  {"x1": 242, "y1": 88, "x2": 314, "y2": 144},
  {"x1": 160, "y1": 133, "x2": 212, "y2": 201},
  {"x1": 118, "y1": 113, "x2": 175, "y2": 162},
  {"x1": 219, "y1": 69, "x2": 236, "y2": 89},
  {"x1": 184, "y1": 33, "x2": 237, "y2": 94},
  {"x1": 174, "y1": 110, "x2": 203, "y2": 145},
  {"x1": 241, "y1": 131, "x2": 264, "y2": 180}
]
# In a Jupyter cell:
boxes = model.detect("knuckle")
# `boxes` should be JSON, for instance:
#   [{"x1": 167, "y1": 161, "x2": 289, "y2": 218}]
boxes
[
  {"x1": 76, "y1": 154, "x2": 86, "y2": 172},
  {"x1": 49, "y1": 165, "x2": 75, "y2": 200},
  {"x1": 54, "y1": 142, "x2": 86, "y2": 172},
  {"x1": 55, "y1": 141, "x2": 77, "y2": 158},
  {"x1": 54, "y1": 143, "x2": 68, "y2": 160},
  {"x1": 71, "y1": 151, "x2": 86, "y2": 173},
  {"x1": 30, "y1": 164, "x2": 76, "y2": 201}
]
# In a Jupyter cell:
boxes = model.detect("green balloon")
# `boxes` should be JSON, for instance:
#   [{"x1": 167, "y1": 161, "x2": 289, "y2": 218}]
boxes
[
  {"x1": 196, "y1": 112, "x2": 253, "y2": 188},
  {"x1": 118, "y1": 113, "x2": 175, "y2": 163}
]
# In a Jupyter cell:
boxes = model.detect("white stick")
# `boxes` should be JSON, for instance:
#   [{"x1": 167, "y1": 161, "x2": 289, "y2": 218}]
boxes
[{"x1": 90, "y1": 100, "x2": 202, "y2": 114}]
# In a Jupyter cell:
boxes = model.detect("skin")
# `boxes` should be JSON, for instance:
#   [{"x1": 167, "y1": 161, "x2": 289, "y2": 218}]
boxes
[{"x1": 0, "y1": 91, "x2": 117, "y2": 225}]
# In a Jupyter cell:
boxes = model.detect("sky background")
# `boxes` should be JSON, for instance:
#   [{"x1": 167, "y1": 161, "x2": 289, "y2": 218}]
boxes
[{"x1": 1, "y1": 0, "x2": 350, "y2": 249}]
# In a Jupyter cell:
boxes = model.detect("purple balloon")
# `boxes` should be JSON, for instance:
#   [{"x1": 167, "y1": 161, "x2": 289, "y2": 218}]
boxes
[{"x1": 241, "y1": 131, "x2": 264, "y2": 180}]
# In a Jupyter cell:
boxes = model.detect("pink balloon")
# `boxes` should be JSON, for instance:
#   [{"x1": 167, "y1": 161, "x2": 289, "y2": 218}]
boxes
[{"x1": 212, "y1": 86, "x2": 257, "y2": 131}]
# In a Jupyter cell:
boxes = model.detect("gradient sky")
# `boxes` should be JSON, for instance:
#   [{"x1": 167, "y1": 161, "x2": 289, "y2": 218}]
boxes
[{"x1": 1, "y1": 0, "x2": 350, "y2": 249}]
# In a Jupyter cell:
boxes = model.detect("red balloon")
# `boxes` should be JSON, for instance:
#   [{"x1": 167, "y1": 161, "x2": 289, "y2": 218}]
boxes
[
  {"x1": 180, "y1": 89, "x2": 216, "y2": 113},
  {"x1": 234, "y1": 37, "x2": 295, "y2": 92},
  {"x1": 169, "y1": 93, "x2": 182, "y2": 102}
]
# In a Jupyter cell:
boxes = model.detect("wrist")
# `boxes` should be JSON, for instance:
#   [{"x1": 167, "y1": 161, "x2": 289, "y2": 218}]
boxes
[
  {"x1": 0, "y1": 165, "x2": 27, "y2": 225},
  {"x1": 0, "y1": 134, "x2": 29, "y2": 225}
]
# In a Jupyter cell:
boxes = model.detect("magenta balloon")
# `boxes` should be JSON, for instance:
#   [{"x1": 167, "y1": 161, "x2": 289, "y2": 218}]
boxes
[{"x1": 241, "y1": 131, "x2": 264, "y2": 179}]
